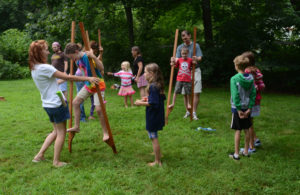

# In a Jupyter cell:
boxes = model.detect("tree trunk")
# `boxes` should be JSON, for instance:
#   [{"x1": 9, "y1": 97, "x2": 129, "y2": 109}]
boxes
[
  {"x1": 122, "y1": 1, "x2": 135, "y2": 47},
  {"x1": 202, "y1": 0, "x2": 213, "y2": 47}
]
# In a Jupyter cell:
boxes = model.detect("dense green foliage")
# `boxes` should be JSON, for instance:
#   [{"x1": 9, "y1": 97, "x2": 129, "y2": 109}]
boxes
[
  {"x1": 0, "y1": 0, "x2": 299, "y2": 91},
  {"x1": 0, "y1": 55, "x2": 30, "y2": 80},
  {"x1": 0, "y1": 29, "x2": 33, "y2": 66},
  {"x1": 1, "y1": 79, "x2": 300, "y2": 194}
]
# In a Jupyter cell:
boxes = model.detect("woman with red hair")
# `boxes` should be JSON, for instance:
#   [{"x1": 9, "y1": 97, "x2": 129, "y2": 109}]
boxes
[{"x1": 29, "y1": 40, "x2": 99, "y2": 167}]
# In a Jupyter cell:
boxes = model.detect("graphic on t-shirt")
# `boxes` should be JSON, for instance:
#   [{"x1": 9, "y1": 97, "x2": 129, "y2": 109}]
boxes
[
  {"x1": 51, "y1": 55, "x2": 61, "y2": 60},
  {"x1": 178, "y1": 62, "x2": 190, "y2": 77}
]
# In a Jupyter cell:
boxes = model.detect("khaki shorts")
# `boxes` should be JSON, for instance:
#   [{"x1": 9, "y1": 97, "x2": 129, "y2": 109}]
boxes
[
  {"x1": 77, "y1": 87, "x2": 105, "y2": 106},
  {"x1": 175, "y1": 81, "x2": 191, "y2": 94},
  {"x1": 182, "y1": 67, "x2": 202, "y2": 94}
]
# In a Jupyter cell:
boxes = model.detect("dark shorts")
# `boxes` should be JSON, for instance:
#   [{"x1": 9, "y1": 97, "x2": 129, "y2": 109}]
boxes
[
  {"x1": 174, "y1": 81, "x2": 191, "y2": 94},
  {"x1": 147, "y1": 131, "x2": 158, "y2": 139},
  {"x1": 230, "y1": 112, "x2": 252, "y2": 130},
  {"x1": 44, "y1": 104, "x2": 70, "y2": 124}
]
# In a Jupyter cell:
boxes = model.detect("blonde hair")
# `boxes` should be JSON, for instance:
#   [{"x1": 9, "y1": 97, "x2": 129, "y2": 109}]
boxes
[
  {"x1": 28, "y1": 40, "x2": 48, "y2": 70},
  {"x1": 233, "y1": 55, "x2": 250, "y2": 71},
  {"x1": 121, "y1": 61, "x2": 131, "y2": 72},
  {"x1": 145, "y1": 63, "x2": 164, "y2": 94}
]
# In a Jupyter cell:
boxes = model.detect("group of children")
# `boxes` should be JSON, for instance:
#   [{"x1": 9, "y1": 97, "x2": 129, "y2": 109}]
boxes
[
  {"x1": 29, "y1": 37, "x2": 264, "y2": 167},
  {"x1": 229, "y1": 51, "x2": 265, "y2": 160},
  {"x1": 29, "y1": 40, "x2": 165, "y2": 167}
]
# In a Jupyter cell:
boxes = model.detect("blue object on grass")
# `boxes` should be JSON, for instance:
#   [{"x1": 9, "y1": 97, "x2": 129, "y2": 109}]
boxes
[{"x1": 196, "y1": 127, "x2": 216, "y2": 131}]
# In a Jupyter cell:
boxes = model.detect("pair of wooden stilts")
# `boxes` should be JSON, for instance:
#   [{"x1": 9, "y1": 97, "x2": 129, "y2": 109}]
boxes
[
  {"x1": 165, "y1": 28, "x2": 198, "y2": 124},
  {"x1": 67, "y1": 22, "x2": 196, "y2": 153},
  {"x1": 68, "y1": 21, "x2": 117, "y2": 154}
]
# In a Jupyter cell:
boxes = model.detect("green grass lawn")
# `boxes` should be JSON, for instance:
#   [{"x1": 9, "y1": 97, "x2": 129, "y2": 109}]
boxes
[{"x1": 0, "y1": 79, "x2": 300, "y2": 194}]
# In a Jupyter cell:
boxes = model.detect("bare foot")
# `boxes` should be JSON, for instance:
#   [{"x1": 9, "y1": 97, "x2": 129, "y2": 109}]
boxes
[
  {"x1": 88, "y1": 116, "x2": 95, "y2": 120},
  {"x1": 67, "y1": 127, "x2": 80, "y2": 133},
  {"x1": 32, "y1": 155, "x2": 45, "y2": 163},
  {"x1": 125, "y1": 105, "x2": 128, "y2": 108},
  {"x1": 103, "y1": 133, "x2": 110, "y2": 142},
  {"x1": 168, "y1": 104, "x2": 174, "y2": 109},
  {"x1": 53, "y1": 161, "x2": 68, "y2": 167},
  {"x1": 147, "y1": 161, "x2": 162, "y2": 167}
]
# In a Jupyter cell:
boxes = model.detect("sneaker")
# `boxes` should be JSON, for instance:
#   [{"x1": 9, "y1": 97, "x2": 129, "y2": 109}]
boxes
[
  {"x1": 183, "y1": 111, "x2": 190, "y2": 118},
  {"x1": 241, "y1": 152, "x2": 250, "y2": 157},
  {"x1": 254, "y1": 139, "x2": 261, "y2": 147},
  {"x1": 229, "y1": 153, "x2": 240, "y2": 160},
  {"x1": 240, "y1": 148, "x2": 256, "y2": 155},
  {"x1": 193, "y1": 112, "x2": 199, "y2": 120}
]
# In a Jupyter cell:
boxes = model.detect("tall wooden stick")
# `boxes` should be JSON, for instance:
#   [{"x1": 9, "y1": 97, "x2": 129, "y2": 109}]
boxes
[
  {"x1": 189, "y1": 27, "x2": 197, "y2": 121},
  {"x1": 68, "y1": 21, "x2": 76, "y2": 153},
  {"x1": 79, "y1": 22, "x2": 117, "y2": 154},
  {"x1": 98, "y1": 29, "x2": 103, "y2": 61},
  {"x1": 86, "y1": 30, "x2": 90, "y2": 44},
  {"x1": 165, "y1": 29, "x2": 179, "y2": 125}
]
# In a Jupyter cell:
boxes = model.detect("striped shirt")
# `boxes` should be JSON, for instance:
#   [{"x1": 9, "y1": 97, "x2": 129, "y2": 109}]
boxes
[{"x1": 113, "y1": 70, "x2": 134, "y2": 87}]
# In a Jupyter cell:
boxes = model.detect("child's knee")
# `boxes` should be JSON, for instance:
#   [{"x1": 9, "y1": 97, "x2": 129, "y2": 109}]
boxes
[{"x1": 95, "y1": 106, "x2": 102, "y2": 115}]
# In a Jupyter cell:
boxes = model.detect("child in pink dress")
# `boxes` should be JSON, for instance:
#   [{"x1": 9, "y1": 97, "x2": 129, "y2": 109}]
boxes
[
  {"x1": 240, "y1": 51, "x2": 265, "y2": 154},
  {"x1": 108, "y1": 61, "x2": 135, "y2": 107}
]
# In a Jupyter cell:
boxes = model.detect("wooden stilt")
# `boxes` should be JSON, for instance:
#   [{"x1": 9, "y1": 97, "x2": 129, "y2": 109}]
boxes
[
  {"x1": 165, "y1": 29, "x2": 179, "y2": 125},
  {"x1": 68, "y1": 21, "x2": 76, "y2": 153},
  {"x1": 79, "y1": 22, "x2": 117, "y2": 154},
  {"x1": 189, "y1": 27, "x2": 197, "y2": 121}
]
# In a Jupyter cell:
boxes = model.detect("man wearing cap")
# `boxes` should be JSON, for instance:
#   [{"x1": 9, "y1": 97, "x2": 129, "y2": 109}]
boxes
[{"x1": 51, "y1": 42, "x2": 69, "y2": 99}]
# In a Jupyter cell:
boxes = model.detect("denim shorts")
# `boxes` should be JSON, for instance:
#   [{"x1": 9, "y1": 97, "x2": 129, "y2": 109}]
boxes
[
  {"x1": 147, "y1": 131, "x2": 158, "y2": 139},
  {"x1": 44, "y1": 104, "x2": 70, "y2": 124}
]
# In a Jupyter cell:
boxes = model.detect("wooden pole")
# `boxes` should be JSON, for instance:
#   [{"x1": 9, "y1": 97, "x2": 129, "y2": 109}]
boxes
[
  {"x1": 189, "y1": 27, "x2": 197, "y2": 121},
  {"x1": 98, "y1": 29, "x2": 103, "y2": 61},
  {"x1": 79, "y1": 22, "x2": 117, "y2": 154},
  {"x1": 68, "y1": 21, "x2": 76, "y2": 153},
  {"x1": 165, "y1": 29, "x2": 179, "y2": 125},
  {"x1": 86, "y1": 30, "x2": 90, "y2": 44}
]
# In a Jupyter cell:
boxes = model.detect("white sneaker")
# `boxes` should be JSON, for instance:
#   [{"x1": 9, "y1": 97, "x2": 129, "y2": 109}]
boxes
[
  {"x1": 193, "y1": 112, "x2": 199, "y2": 120},
  {"x1": 183, "y1": 111, "x2": 190, "y2": 118}
]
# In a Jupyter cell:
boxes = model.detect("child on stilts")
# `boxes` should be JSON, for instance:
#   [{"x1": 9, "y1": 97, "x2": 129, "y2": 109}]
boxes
[{"x1": 64, "y1": 43, "x2": 109, "y2": 141}]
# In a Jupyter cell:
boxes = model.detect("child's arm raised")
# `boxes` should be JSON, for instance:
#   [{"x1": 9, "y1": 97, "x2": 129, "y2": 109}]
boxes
[{"x1": 53, "y1": 71, "x2": 100, "y2": 84}]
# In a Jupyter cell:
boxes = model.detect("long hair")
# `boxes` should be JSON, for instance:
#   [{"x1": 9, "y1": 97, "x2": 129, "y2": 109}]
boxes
[
  {"x1": 28, "y1": 40, "x2": 48, "y2": 70},
  {"x1": 145, "y1": 63, "x2": 164, "y2": 94}
]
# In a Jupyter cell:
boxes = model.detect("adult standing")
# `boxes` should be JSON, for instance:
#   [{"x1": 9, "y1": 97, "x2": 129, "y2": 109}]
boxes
[
  {"x1": 51, "y1": 42, "x2": 69, "y2": 99},
  {"x1": 132, "y1": 46, "x2": 148, "y2": 98},
  {"x1": 176, "y1": 30, "x2": 203, "y2": 120}
]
